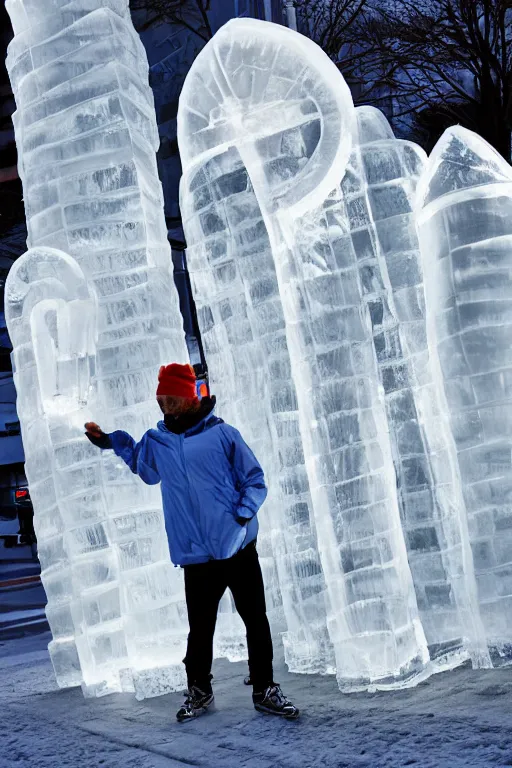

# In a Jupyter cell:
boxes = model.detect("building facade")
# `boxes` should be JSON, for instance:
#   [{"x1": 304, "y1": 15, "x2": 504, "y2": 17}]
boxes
[{"x1": 0, "y1": 1, "x2": 25, "y2": 523}]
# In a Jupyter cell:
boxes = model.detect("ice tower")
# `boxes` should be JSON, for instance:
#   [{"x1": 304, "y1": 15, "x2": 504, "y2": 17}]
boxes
[
  {"x1": 345, "y1": 107, "x2": 488, "y2": 670},
  {"x1": 178, "y1": 18, "x2": 430, "y2": 689},
  {"x1": 416, "y1": 126, "x2": 512, "y2": 663},
  {"x1": 4, "y1": 0, "x2": 189, "y2": 698},
  {"x1": 178, "y1": 17, "x2": 346, "y2": 674}
]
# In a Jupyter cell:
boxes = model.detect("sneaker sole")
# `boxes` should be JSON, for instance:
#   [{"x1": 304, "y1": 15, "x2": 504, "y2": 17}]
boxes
[
  {"x1": 177, "y1": 696, "x2": 215, "y2": 722},
  {"x1": 254, "y1": 704, "x2": 300, "y2": 719}
]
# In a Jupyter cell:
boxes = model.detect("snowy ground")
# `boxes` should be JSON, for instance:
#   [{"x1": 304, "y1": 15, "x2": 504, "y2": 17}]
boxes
[{"x1": 2, "y1": 633, "x2": 512, "y2": 768}]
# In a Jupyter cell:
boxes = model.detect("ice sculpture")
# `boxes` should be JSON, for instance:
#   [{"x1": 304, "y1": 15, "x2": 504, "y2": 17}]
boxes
[
  {"x1": 416, "y1": 126, "x2": 512, "y2": 663},
  {"x1": 346, "y1": 108, "x2": 488, "y2": 670},
  {"x1": 8, "y1": 1, "x2": 510, "y2": 702},
  {"x1": 179, "y1": 18, "x2": 430, "y2": 690},
  {"x1": 288, "y1": 165, "x2": 428, "y2": 690},
  {"x1": 178, "y1": 17, "x2": 349, "y2": 674},
  {"x1": 5, "y1": 0, "x2": 190, "y2": 698}
]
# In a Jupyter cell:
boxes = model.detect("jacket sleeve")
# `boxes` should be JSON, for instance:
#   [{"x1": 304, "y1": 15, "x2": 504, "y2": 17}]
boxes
[
  {"x1": 109, "y1": 430, "x2": 160, "y2": 486},
  {"x1": 228, "y1": 427, "x2": 267, "y2": 521}
]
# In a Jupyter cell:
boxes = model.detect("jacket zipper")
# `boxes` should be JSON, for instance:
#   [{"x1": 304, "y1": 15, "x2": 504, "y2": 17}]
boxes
[{"x1": 179, "y1": 434, "x2": 203, "y2": 551}]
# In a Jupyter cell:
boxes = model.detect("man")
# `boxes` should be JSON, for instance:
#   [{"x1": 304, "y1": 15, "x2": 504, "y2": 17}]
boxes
[{"x1": 85, "y1": 363, "x2": 299, "y2": 721}]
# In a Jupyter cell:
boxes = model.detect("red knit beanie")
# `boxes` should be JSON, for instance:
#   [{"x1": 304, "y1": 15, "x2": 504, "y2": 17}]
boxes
[{"x1": 156, "y1": 363, "x2": 198, "y2": 399}]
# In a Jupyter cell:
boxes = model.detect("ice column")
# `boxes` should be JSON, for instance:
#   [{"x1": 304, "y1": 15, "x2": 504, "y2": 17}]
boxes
[
  {"x1": 182, "y1": 162, "x2": 336, "y2": 670},
  {"x1": 345, "y1": 107, "x2": 488, "y2": 669},
  {"x1": 287, "y1": 184, "x2": 428, "y2": 690},
  {"x1": 5, "y1": 0, "x2": 189, "y2": 698},
  {"x1": 178, "y1": 19, "x2": 344, "y2": 673},
  {"x1": 416, "y1": 126, "x2": 512, "y2": 663},
  {"x1": 179, "y1": 18, "x2": 429, "y2": 689}
]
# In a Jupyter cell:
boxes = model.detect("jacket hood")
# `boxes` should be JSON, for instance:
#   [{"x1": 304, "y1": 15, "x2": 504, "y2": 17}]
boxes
[{"x1": 157, "y1": 396, "x2": 223, "y2": 437}]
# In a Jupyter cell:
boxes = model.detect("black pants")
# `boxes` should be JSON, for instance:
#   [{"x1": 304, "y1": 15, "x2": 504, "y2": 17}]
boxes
[{"x1": 183, "y1": 541, "x2": 274, "y2": 692}]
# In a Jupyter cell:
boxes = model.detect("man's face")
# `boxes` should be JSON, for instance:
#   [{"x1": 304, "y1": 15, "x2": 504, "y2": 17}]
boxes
[{"x1": 157, "y1": 395, "x2": 195, "y2": 416}]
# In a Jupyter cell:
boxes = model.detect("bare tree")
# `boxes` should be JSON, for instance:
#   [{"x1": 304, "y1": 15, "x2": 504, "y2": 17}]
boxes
[
  {"x1": 296, "y1": 0, "x2": 368, "y2": 61},
  {"x1": 295, "y1": 1, "x2": 403, "y2": 117},
  {"x1": 296, "y1": 0, "x2": 512, "y2": 160},
  {"x1": 130, "y1": 0, "x2": 213, "y2": 41},
  {"x1": 354, "y1": 0, "x2": 512, "y2": 159}
]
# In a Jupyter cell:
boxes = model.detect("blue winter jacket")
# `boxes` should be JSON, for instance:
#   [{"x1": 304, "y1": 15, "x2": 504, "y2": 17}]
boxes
[{"x1": 108, "y1": 407, "x2": 267, "y2": 566}]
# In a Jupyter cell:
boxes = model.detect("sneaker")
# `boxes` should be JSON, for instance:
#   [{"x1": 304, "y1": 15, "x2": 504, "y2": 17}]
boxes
[
  {"x1": 176, "y1": 685, "x2": 214, "y2": 722},
  {"x1": 253, "y1": 684, "x2": 299, "y2": 719}
]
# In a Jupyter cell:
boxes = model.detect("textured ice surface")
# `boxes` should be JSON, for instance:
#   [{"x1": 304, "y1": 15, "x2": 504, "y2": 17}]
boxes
[
  {"x1": 5, "y1": 0, "x2": 189, "y2": 699},
  {"x1": 178, "y1": 18, "x2": 347, "y2": 674},
  {"x1": 7, "y1": 5, "x2": 512, "y2": 700},
  {"x1": 179, "y1": 19, "x2": 430, "y2": 690},
  {"x1": 416, "y1": 126, "x2": 512, "y2": 664},
  {"x1": 347, "y1": 108, "x2": 488, "y2": 670},
  {"x1": 286, "y1": 159, "x2": 428, "y2": 691}
]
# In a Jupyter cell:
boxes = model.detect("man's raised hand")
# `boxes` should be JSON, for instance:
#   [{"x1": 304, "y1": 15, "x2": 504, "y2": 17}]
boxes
[
  {"x1": 84, "y1": 422, "x2": 113, "y2": 450},
  {"x1": 85, "y1": 421, "x2": 104, "y2": 438}
]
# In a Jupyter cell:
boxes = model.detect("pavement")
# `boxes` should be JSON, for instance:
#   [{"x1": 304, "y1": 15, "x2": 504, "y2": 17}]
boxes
[
  {"x1": 2, "y1": 632, "x2": 512, "y2": 768},
  {"x1": 1, "y1": 544, "x2": 512, "y2": 767}
]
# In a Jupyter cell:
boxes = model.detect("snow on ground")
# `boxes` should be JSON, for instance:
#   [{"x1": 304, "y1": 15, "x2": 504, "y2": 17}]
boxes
[{"x1": 1, "y1": 632, "x2": 512, "y2": 768}]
